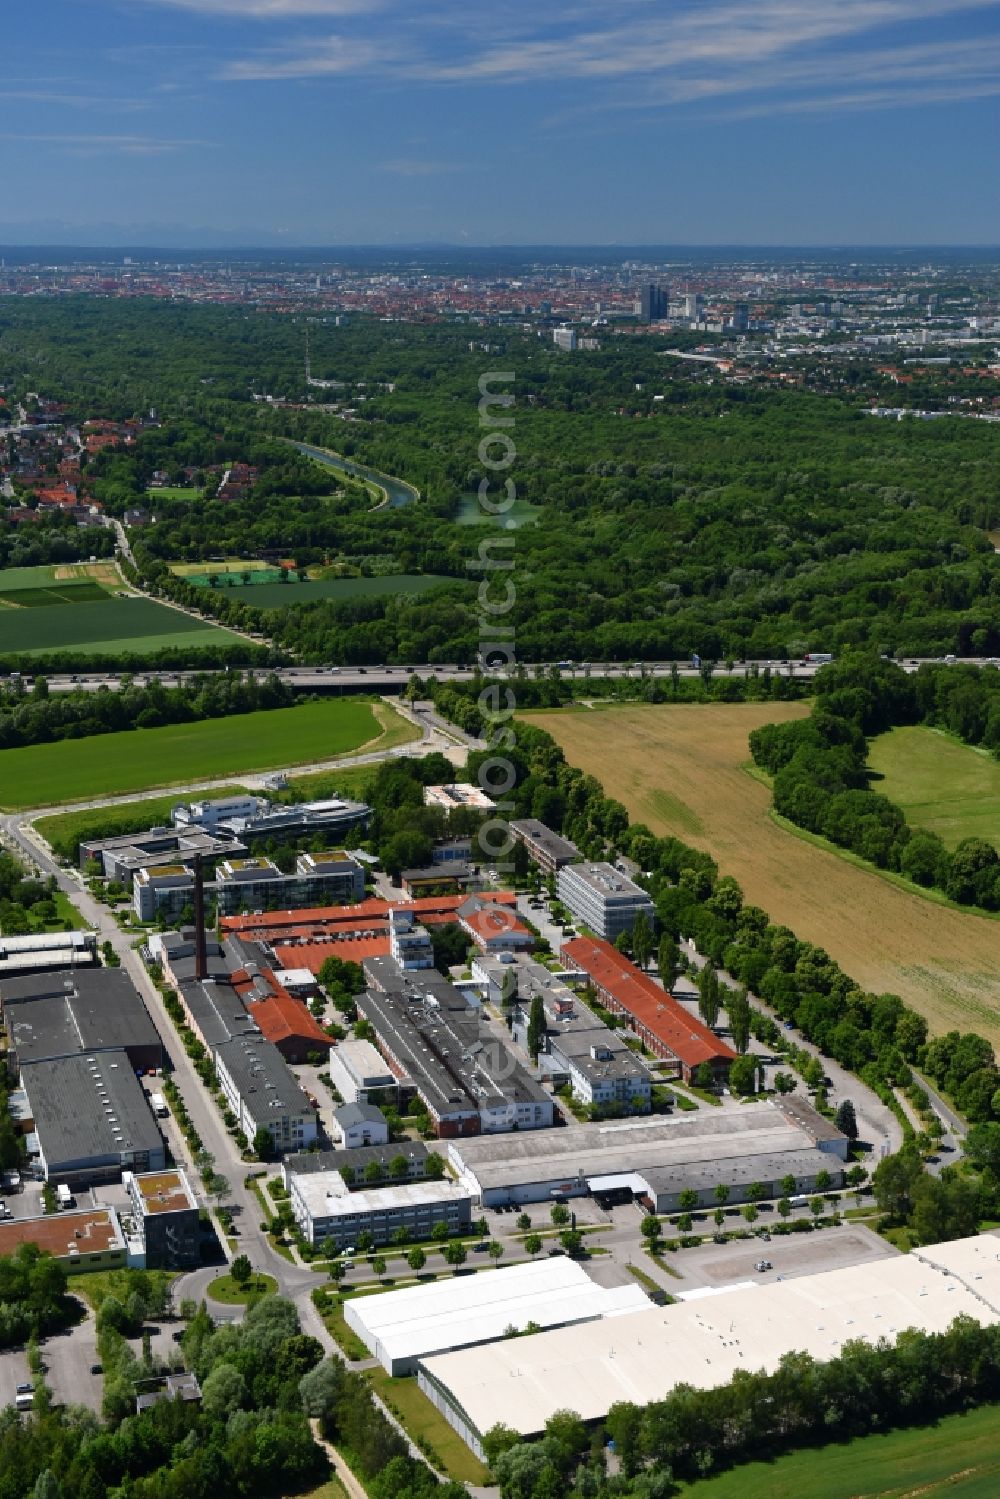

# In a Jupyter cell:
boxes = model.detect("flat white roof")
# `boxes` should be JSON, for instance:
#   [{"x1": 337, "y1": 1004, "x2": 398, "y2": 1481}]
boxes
[
  {"x1": 293, "y1": 1173, "x2": 469, "y2": 1221},
  {"x1": 347, "y1": 1258, "x2": 647, "y2": 1365},
  {"x1": 419, "y1": 1232, "x2": 1000, "y2": 1441}
]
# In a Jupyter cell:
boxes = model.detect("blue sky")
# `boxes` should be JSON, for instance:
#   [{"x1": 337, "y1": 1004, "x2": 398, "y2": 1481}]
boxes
[{"x1": 2, "y1": 0, "x2": 1000, "y2": 246}]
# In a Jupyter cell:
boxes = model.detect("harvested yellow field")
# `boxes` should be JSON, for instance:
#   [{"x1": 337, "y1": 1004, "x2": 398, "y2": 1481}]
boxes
[
  {"x1": 527, "y1": 702, "x2": 1000, "y2": 1047},
  {"x1": 52, "y1": 561, "x2": 121, "y2": 585}
]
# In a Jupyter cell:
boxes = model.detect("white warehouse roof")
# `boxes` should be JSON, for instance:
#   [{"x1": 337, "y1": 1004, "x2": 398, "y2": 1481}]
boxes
[
  {"x1": 346, "y1": 1257, "x2": 648, "y2": 1374},
  {"x1": 418, "y1": 1233, "x2": 1000, "y2": 1450}
]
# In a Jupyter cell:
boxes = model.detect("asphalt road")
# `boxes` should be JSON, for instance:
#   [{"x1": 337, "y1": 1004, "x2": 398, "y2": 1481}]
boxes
[{"x1": 4, "y1": 655, "x2": 980, "y2": 697}]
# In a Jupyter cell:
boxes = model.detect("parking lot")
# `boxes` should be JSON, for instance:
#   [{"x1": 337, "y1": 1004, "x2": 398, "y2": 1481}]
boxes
[
  {"x1": 0, "y1": 1308, "x2": 103, "y2": 1414},
  {"x1": 668, "y1": 1223, "x2": 897, "y2": 1289}
]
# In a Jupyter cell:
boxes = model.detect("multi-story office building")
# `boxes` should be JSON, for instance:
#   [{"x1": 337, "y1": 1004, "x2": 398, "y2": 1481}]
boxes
[
  {"x1": 388, "y1": 909, "x2": 435, "y2": 970},
  {"x1": 556, "y1": 862, "x2": 656, "y2": 941},
  {"x1": 638, "y1": 283, "x2": 669, "y2": 323},
  {"x1": 289, "y1": 1169, "x2": 472, "y2": 1249},
  {"x1": 214, "y1": 1033, "x2": 318, "y2": 1155},
  {"x1": 552, "y1": 326, "x2": 577, "y2": 351},
  {"x1": 509, "y1": 820, "x2": 580, "y2": 876},
  {"x1": 123, "y1": 1169, "x2": 200, "y2": 1269}
]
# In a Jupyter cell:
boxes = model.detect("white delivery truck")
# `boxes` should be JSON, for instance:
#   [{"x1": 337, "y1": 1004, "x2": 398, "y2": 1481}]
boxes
[
  {"x1": 55, "y1": 1183, "x2": 74, "y2": 1209},
  {"x1": 150, "y1": 1092, "x2": 169, "y2": 1119}
]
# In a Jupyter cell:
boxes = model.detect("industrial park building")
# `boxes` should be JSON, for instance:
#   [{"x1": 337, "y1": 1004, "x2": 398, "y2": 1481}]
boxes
[
  {"x1": 418, "y1": 1233, "x2": 1000, "y2": 1457},
  {"x1": 495, "y1": 956, "x2": 651, "y2": 1109},
  {"x1": 0, "y1": 1207, "x2": 127, "y2": 1275},
  {"x1": 509, "y1": 820, "x2": 581, "y2": 876},
  {"x1": 327, "y1": 1039, "x2": 398, "y2": 1104},
  {"x1": 290, "y1": 1169, "x2": 472, "y2": 1249},
  {"x1": 0, "y1": 931, "x2": 97, "y2": 980},
  {"x1": 215, "y1": 1033, "x2": 317, "y2": 1155},
  {"x1": 1, "y1": 967, "x2": 163, "y2": 1076},
  {"x1": 347, "y1": 1258, "x2": 648, "y2": 1375},
  {"x1": 556, "y1": 862, "x2": 656, "y2": 941},
  {"x1": 281, "y1": 1139, "x2": 432, "y2": 1189},
  {"x1": 448, "y1": 1099, "x2": 846, "y2": 1210},
  {"x1": 563, "y1": 936, "x2": 735, "y2": 1083},
  {"x1": 18, "y1": 1051, "x2": 165, "y2": 1188},
  {"x1": 359, "y1": 958, "x2": 554, "y2": 1137},
  {"x1": 123, "y1": 1168, "x2": 200, "y2": 1269}
]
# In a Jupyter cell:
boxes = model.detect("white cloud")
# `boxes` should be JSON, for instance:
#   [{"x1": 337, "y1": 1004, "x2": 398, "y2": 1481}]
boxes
[
  {"x1": 222, "y1": 34, "x2": 387, "y2": 78},
  {"x1": 147, "y1": 0, "x2": 382, "y2": 14},
  {"x1": 1, "y1": 132, "x2": 207, "y2": 156},
  {"x1": 215, "y1": 0, "x2": 1000, "y2": 85}
]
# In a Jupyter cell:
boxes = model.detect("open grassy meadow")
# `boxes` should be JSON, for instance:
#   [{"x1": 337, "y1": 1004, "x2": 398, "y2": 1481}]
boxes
[
  {"x1": 678, "y1": 1402, "x2": 1000, "y2": 1498},
  {"x1": 0, "y1": 560, "x2": 243, "y2": 657},
  {"x1": 177, "y1": 569, "x2": 456, "y2": 610},
  {"x1": 528, "y1": 702, "x2": 1000, "y2": 1046},
  {"x1": 868, "y1": 724, "x2": 1000, "y2": 850},
  {"x1": 1, "y1": 697, "x2": 390, "y2": 810}
]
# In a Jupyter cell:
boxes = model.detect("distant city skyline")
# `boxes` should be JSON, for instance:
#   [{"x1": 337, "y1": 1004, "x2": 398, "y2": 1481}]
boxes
[{"x1": 3, "y1": 0, "x2": 1000, "y2": 246}]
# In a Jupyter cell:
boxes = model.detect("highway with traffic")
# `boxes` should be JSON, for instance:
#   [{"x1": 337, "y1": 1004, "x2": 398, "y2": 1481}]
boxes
[{"x1": 0, "y1": 654, "x2": 985, "y2": 696}]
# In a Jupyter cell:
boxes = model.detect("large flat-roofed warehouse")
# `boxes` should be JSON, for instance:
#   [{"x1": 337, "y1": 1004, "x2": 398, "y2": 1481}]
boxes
[
  {"x1": 1, "y1": 968, "x2": 162, "y2": 1074},
  {"x1": 20, "y1": 1051, "x2": 165, "y2": 1188},
  {"x1": 418, "y1": 1233, "x2": 1000, "y2": 1457},
  {"x1": 347, "y1": 1258, "x2": 648, "y2": 1375},
  {"x1": 0, "y1": 931, "x2": 97, "y2": 979},
  {"x1": 449, "y1": 1099, "x2": 846, "y2": 1209},
  {"x1": 359, "y1": 960, "x2": 554, "y2": 1137}
]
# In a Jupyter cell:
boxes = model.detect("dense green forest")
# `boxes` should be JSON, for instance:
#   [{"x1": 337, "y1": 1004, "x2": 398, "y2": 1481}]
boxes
[
  {"x1": 3, "y1": 300, "x2": 1000, "y2": 665},
  {"x1": 750, "y1": 656, "x2": 1000, "y2": 911}
]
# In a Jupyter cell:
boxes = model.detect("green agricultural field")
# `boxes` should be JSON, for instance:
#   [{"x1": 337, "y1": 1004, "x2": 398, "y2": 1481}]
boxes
[
  {"x1": 0, "y1": 597, "x2": 242, "y2": 657},
  {"x1": 868, "y1": 724, "x2": 1000, "y2": 850},
  {"x1": 0, "y1": 697, "x2": 386, "y2": 809},
  {"x1": 185, "y1": 572, "x2": 457, "y2": 609},
  {"x1": 678, "y1": 1401, "x2": 1000, "y2": 1498}
]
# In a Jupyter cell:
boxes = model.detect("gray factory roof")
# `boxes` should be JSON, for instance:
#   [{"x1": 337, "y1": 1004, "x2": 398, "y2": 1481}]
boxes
[
  {"x1": 2, "y1": 968, "x2": 161, "y2": 1065},
  {"x1": 215, "y1": 1033, "x2": 314, "y2": 1125},
  {"x1": 358, "y1": 967, "x2": 549, "y2": 1119},
  {"x1": 22, "y1": 1051, "x2": 163, "y2": 1173},
  {"x1": 639, "y1": 1146, "x2": 838, "y2": 1197},
  {"x1": 179, "y1": 978, "x2": 257, "y2": 1051},
  {"x1": 450, "y1": 1103, "x2": 838, "y2": 1191},
  {"x1": 283, "y1": 1140, "x2": 429, "y2": 1179}
]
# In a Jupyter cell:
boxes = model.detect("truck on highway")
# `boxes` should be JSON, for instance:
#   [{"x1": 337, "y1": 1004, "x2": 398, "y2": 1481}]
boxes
[{"x1": 804, "y1": 653, "x2": 833, "y2": 665}]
